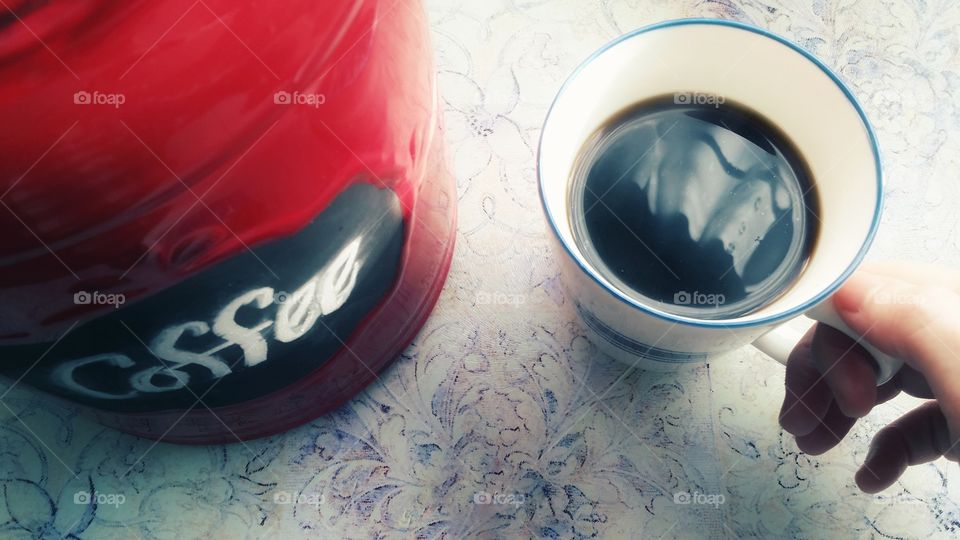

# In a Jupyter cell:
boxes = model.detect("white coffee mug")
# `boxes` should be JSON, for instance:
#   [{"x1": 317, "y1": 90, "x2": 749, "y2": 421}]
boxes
[{"x1": 538, "y1": 19, "x2": 902, "y2": 384}]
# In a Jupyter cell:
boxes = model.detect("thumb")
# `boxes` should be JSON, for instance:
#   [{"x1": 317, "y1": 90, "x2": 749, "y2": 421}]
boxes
[{"x1": 832, "y1": 269, "x2": 960, "y2": 459}]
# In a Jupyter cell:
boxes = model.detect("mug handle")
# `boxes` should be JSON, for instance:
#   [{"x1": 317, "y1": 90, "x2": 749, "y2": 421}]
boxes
[{"x1": 752, "y1": 300, "x2": 903, "y2": 385}]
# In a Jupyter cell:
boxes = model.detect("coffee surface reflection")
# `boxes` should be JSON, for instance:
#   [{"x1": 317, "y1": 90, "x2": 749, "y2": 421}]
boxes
[{"x1": 571, "y1": 96, "x2": 819, "y2": 319}]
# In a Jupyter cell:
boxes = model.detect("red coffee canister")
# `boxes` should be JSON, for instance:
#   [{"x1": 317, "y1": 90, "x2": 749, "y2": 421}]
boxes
[{"x1": 0, "y1": 0, "x2": 456, "y2": 443}]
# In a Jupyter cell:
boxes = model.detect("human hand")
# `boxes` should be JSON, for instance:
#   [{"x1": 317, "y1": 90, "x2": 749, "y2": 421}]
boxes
[{"x1": 778, "y1": 261, "x2": 960, "y2": 492}]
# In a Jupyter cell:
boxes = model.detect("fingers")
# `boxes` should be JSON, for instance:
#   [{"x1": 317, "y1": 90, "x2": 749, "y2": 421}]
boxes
[
  {"x1": 794, "y1": 400, "x2": 857, "y2": 455},
  {"x1": 780, "y1": 325, "x2": 833, "y2": 436},
  {"x1": 889, "y1": 365, "x2": 935, "y2": 400},
  {"x1": 832, "y1": 270, "x2": 960, "y2": 363},
  {"x1": 782, "y1": 325, "x2": 878, "y2": 455},
  {"x1": 810, "y1": 324, "x2": 877, "y2": 418},
  {"x1": 875, "y1": 375, "x2": 903, "y2": 405},
  {"x1": 832, "y1": 269, "x2": 960, "y2": 458},
  {"x1": 860, "y1": 261, "x2": 960, "y2": 292},
  {"x1": 782, "y1": 263, "x2": 960, "y2": 493},
  {"x1": 856, "y1": 401, "x2": 956, "y2": 493}
]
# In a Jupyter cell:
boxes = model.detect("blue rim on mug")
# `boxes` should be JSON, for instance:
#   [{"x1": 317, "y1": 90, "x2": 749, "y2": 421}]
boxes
[{"x1": 537, "y1": 17, "x2": 883, "y2": 329}]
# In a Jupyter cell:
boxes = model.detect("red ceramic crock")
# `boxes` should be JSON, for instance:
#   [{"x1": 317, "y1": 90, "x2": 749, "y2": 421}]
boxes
[{"x1": 0, "y1": 0, "x2": 455, "y2": 443}]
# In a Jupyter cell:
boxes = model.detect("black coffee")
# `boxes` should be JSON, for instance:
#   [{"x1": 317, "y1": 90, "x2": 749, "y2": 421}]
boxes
[{"x1": 570, "y1": 96, "x2": 818, "y2": 319}]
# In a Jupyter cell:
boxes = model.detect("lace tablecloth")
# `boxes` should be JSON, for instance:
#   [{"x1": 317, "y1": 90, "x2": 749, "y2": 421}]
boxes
[{"x1": 2, "y1": 1, "x2": 959, "y2": 538}]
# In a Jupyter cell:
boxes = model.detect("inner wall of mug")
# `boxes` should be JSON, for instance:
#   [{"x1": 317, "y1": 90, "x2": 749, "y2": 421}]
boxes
[{"x1": 539, "y1": 21, "x2": 881, "y2": 324}]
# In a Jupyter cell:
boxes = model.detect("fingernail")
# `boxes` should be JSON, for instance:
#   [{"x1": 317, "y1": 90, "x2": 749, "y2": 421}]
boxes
[
  {"x1": 833, "y1": 271, "x2": 885, "y2": 315},
  {"x1": 855, "y1": 444, "x2": 884, "y2": 492}
]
